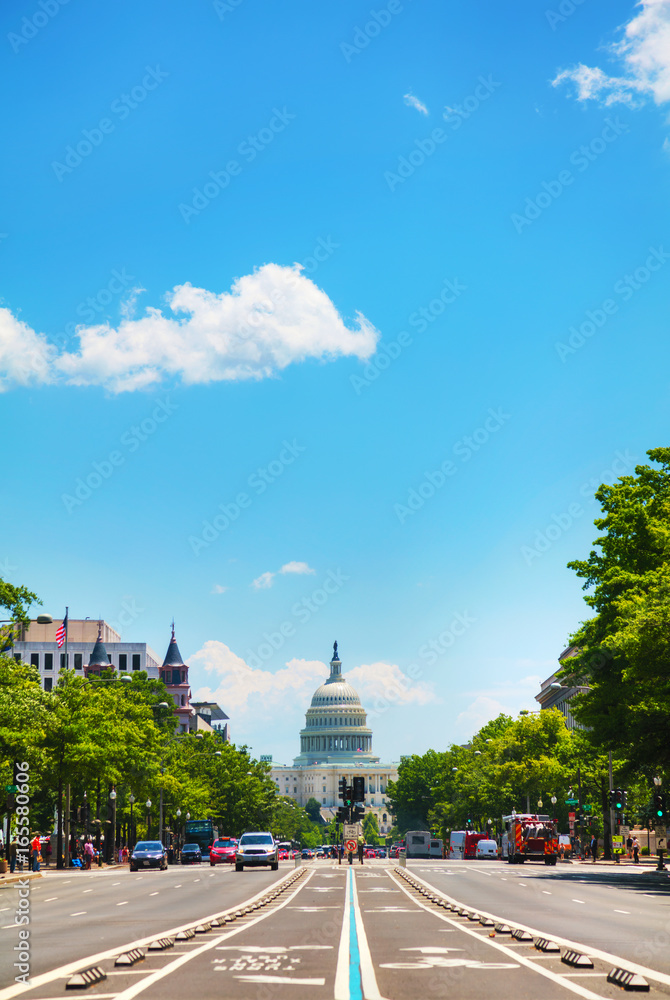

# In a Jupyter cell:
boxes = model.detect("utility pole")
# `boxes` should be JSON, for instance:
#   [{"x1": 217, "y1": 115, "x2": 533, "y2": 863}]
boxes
[
  {"x1": 64, "y1": 784, "x2": 71, "y2": 870},
  {"x1": 607, "y1": 751, "x2": 615, "y2": 861},
  {"x1": 577, "y1": 766, "x2": 582, "y2": 853}
]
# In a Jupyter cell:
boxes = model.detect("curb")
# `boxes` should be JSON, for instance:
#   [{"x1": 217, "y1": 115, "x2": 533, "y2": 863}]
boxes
[{"x1": 0, "y1": 871, "x2": 43, "y2": 888}]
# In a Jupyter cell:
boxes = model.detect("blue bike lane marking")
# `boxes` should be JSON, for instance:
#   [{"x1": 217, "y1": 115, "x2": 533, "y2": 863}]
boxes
[{"x1": 348, "y1": 868, "x2": 364, "y2": 1000}]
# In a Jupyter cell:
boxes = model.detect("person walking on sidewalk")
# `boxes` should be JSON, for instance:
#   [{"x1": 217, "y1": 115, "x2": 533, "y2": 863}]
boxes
[
  {"x1": 357, "y1": 835, "x2": 365, "y2": 865},
  {"x1": 590, "y1": 835, "x2": 598, "y2": 863},
  {"x1": 84, "y1": 839, "x2": 95, "y2": 871},
  {"x1": 626, "y1": 834, "x2": 633, "y2": 859},
  {"x1": 633, "y1": 837, "x2": 640, "y2": 864},
  {"x1": 31, "y1": 833, "x2": 41, "y2": 872}
]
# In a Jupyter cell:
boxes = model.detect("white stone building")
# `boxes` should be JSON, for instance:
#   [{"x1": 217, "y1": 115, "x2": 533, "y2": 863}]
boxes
[{"x1": 270, "y1": 643, "x2": 398, "y2": 836}]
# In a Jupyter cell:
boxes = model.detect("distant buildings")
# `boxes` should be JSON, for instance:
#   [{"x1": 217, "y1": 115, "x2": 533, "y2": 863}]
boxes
[
  {"x1": 11, "y1": 617, "x2": 229, "y2": 738},
  {"x1": 535, "y1": 644, "x2": 590, "y2": 730},
  {"x1": 270, "y1": 643, "x2": 398, "y2": 836}
]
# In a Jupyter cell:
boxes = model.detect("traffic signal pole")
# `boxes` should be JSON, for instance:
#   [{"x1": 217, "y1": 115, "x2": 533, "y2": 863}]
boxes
[{"x1": 608, "y1": 751, "x2": 616, "y2": 863}]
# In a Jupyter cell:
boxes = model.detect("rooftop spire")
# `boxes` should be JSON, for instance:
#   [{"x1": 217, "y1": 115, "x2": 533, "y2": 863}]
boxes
[
  {"x1": 88, "y1": 621, "x2": 109, "y2": 667},
  {"x1": 162, "y1": 622, "x2": 186, "y2": 668}
]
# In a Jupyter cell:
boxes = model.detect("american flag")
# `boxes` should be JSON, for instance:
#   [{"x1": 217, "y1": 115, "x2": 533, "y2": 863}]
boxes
[{"x1": 55, "y1": 612, "x2": 68, "y2": 648}]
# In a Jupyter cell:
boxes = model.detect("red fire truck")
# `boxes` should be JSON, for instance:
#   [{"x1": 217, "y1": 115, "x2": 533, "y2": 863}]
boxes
[{"x1": 502, "y1": 813, "x2": 558, "y2": 865}]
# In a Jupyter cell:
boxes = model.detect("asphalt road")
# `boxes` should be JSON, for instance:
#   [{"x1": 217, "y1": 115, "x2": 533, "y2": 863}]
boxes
[
  {"x1": 409, "y1": 859, "x2": 670, "y2": 972},
  {"x1": 0, "y1": 861, "x2": 292, "y2": 986},
  {"x1": 2, "y1": 860, "x2": 669, "y2": 1000}
]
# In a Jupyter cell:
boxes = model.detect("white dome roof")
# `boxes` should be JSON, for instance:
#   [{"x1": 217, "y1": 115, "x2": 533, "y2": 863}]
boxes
[{"x1": 309, "y1": 676, "x2": 362, "y2": 708}]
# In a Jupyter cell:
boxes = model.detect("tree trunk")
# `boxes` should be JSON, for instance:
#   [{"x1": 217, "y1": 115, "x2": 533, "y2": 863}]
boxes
[
  {"x1": 601, "y1": 777, "x2": 612, "y2": 860},
  {"x1": 56, "y1": 773, "x2": 64, "y2": 870}
]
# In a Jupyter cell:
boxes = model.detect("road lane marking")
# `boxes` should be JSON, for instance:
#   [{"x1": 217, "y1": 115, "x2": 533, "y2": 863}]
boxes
[
  {"x1": 112, "y1": 882, "x2": 121, "y2": 886},
  {"x1": 83, "y1": 889, "x2": 93, "y2": 893},
  {"x1": 44, "y1": 898, "x2": 58, "y2": 902},
  {"x1": 70, "y1": 911, "x2": 87, "y2": 916},
  {"x1": 542, "y1": 890, "x2": 552, "y2": 894},
  {"x1": 174, "y1": 884, "x2": 182, "y2": 888},
  {"x1": 0, "y1": 869, "x2": 306, "y2": 1000},
  {"x1": 117, "y1": 901, "x2": 128, "y2": 906},
  {"x1": 149, "y1": 892, "x2": 159, "y2": 896},
  {"x1": 614, "y1": 909, "x2": 630, "y2": 914},
  {"x1": 572, "y1": 899, "x2": 585, "y2": 904}
]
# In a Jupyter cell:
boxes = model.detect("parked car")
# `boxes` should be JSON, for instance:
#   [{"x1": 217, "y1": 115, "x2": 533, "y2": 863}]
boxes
[
  {"x1": 301, "y1": 848, "x2": 314, "y2": 860},
  {"x1": 130, "y1": 841, "x2": 168, "y2": 872},
  {"x1": 209, "y1": 838, "x2": 238, "y2": 866},
  {"x1": 236, "y1": 832, "x2": 279, "y2": 871},
  {"x1": 475, "y1": 839, "x2": 499, "y2": 860},
  {"x1": 180, "y1": 843, "x2": 202, "y2": 865}
]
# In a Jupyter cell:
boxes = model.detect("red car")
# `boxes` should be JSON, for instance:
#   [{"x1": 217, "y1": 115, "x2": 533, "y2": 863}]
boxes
[
  {"x1": 278, "y1": 849, "x2": 289, "y2": 860},
  {"x1": 209, "y1": 837, "x2": 238, "y2": 866}
]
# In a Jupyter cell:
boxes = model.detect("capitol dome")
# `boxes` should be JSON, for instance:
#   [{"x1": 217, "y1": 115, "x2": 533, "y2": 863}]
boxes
[{"x1": 293, "y1": 642, "x2": 379, "y2": 765}]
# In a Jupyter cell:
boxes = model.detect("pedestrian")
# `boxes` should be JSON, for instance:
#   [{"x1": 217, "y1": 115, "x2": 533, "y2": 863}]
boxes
[
  {"x1": 626, "y1": 834, "x2": 633, "y2": 859},
  {"x1": 84, "y1": 839, "x2": 94, "y2": 871},
  {"x1": 590, "y1": 835, "x2": 598, "y2": 863},
  {"x1": 118, "y1": 845, "x2": 124, "y2": 864},
  {"x1": 633, "y1": 837, "x2": 640, "y2": 864},
  {"x1": 9, "y1": 838, "x2": 18, "y2": 874},
  {"x1": 357, "y1": 835, "x2": 365, "y2": 866},
  {"x1": 43, "y1": 838, "x2": 52, "y2": 867},
  {"x1": 31, "y1": 832, "x2": 41, "y2": 872}
]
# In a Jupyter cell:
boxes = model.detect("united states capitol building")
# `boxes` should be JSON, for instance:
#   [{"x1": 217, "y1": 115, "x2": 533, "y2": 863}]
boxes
[{"x1": 270, "y1": 643, "x2": 398, "y2": 836}]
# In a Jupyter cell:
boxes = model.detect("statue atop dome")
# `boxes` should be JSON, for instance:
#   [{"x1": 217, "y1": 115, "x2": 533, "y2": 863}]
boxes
[{"x1": 332, "y1": 640, "x2": 339, "y2": 661}]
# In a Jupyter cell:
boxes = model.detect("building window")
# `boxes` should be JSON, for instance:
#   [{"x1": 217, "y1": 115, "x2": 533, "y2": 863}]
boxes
[
  {"x1": 31, "y1": 653, "x2": 39, "y2": 669},
  {"x1": 14, "y1": 654, "x2": 21, "y2": 663},
  {"x1": 181, "y1": 695, "x2": 185, "y2": 706},
  {"x1": 119, "y1": 654, "x2": 127, "y2": 671},
  {"x1": 44, "y1": 653, "x2": 53, "y2": 670},
  {"x1": 132, "y1": 654, "x2": 141, "y2": 671},
  {"x1": 74, "y1": 653, "x2": 82, "y2": 670},
  {"x1": 60, "y1": 653, "x2": 68, "y2": 670},
  {"x1": 293, "y1": 787, "x2": 297, "y2": 794},
  {"x1": 107, "y1": 654, "x2": 112, "y2": 662},
  {"x1": 44, "y1": 677, "x2": 52, "y2": 692}
]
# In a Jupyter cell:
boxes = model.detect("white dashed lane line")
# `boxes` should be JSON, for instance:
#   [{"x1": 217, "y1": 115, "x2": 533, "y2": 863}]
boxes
[
  {"x1": 116, "y1": 901, "x2": 128, "y2": 906},
  {"x1": 149, "y1": 892, "x2": 159, "y2": 896},
  {"x1": 572, "y1": 899, "x2": 585, "y2": 904},
  {"x1": 542, "y1": 890, "x2": 552, "y2": 895},
  {"x1": 83, "y1": 889, "x2": 93, "y2": 893},
  {"x1": 173, "y1": 884, "x2": 182, "y2": 888},
  {"x1": 70, "y1": 911, "x2": 87, "y2": 916},
  {"x1": 44, "y1": 897, "x2": 58, "y2": 902},
  {"x1": 614, "y1": 909, "x2": 630, "y2": 914}
]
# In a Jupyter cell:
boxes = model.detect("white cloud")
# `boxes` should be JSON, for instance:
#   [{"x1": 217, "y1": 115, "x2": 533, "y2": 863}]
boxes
[
  {"x1": 280, "y1": 561, "x2": 315, "y2": 576},
  {"x1": 0, "y1": 264, "x2": 379, "y2": 394},
  {"x1": 0, "y1": 307, "x2": 56, "y2": 392},
  {"x1": 252, "y1": 561, "x2": 315, "y2": 589},
  {"x1": 347, "y1": 661, "x2": 436, "y2": 715},
  {"x1": 211, "y1": 584, "x2": 229, "y2": 594},
  {"x1": 404, "y1": 92, "x2": 429, "y2": 115},
  {"x1": 552, "y1": 0, "x2": 670, "y2": 109},
  {"x1": 454, "y1": 673, "x2": 542, "y2": 740}
]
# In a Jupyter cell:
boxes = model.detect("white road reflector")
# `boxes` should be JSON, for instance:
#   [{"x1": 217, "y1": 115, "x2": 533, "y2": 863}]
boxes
[
  {"x1": 607, "y1": 967, "x2": 650, "y2": 992},
  {"x1": 66, "y1": 966, "x2": 106, "y2": 989}
]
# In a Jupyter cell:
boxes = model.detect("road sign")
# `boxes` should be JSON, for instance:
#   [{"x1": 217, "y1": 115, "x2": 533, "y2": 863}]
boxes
[
  {"x1": 343, "y1": 824, "x2": 361, "y2": 841},
  {"x1": 345, "y1": 839, "x2": 357, "y2": 853},
  {"x1": 583, "y1": 804, "x2": 592, "y2": 813},
  {"x1": 568, "y1": 812, "x2": 575, "y2": 821},
  {"x1": 565, "y1": 798, "x2": 578, "y2": 805},
  {"x1": 612, "y1": 835, "x2": 624, "y2": 854},
  {"x1": 5, "y1": 785, "x2": 18, "y2": 793}
]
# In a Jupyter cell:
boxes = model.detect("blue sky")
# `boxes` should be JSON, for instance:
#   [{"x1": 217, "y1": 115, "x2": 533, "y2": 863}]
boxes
[{"x1": 2, "y1": 0, "x2": 669, "y2": 766}]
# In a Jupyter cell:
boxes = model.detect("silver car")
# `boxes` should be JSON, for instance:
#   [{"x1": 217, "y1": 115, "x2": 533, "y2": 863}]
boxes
[{"x1": 235, "y1": 831, "x2": 278, "y2": 871}]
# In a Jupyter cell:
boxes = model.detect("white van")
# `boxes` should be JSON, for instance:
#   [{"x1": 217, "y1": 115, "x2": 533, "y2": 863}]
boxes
[{"x1": 475, "y1": 838, "x2": 498, "y2": 859}]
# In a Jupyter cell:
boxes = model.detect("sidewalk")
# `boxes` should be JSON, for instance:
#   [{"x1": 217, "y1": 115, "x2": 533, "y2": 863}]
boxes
[{"x1": 0, "y1": 862, "x2": 125, "y2": 888}]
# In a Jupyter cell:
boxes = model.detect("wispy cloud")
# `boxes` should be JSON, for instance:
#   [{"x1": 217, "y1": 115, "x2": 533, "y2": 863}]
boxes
[
  {"x1": 0, "y1": 264, "x2": 379, "y2": 394},
  {"x1": 211, "y1": 584, "x2": 229, "y2": 594},
  {"x1": 252, "y1": 561, "x2": 315, "y2": 589},
  {"x1": 404, "y1": 92, "x2": 429, "y2": 115},
  {"x1": 552, "y1": 0, "x2": 670, "y2": 110}
]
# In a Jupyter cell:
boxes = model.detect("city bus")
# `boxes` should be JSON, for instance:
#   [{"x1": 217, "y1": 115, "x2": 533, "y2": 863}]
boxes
[{"x1": 184, "y1": 819, "x2": 218, "y2": 856}]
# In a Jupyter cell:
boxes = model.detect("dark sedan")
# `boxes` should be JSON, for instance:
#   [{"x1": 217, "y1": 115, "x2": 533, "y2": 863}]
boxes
[
  {"x1": 180, "y1": 843, "x2": 202, "y2": 865},
  {"x1": 129, "y1": 841, "x2": 168, "y2": 872}
]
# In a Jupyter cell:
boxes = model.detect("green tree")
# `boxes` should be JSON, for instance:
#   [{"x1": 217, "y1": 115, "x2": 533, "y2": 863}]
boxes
[
  {"x1": 362, "y1": 811, "x2": 381, "y2": 844},
  {"x1": 560, "y1": 447, "x2": 670, "y2": 777},
  {"x1": 305, "y1": 797, "x2": 323, "y2": 824}
]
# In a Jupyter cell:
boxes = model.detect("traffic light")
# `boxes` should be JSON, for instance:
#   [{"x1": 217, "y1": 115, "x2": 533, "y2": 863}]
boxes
[
  {"x1": 339, "y1": 777, "x2": 348, "y2": 801},
  {"x1": 654, "y1": 793, "x2": 665, "y2": 819},
  {"x1": 352, "y1": 776, "x2": 365, "y2": 802},
  {"x1": 614, "y1": 789, "x2": 624, "y2": 811},
  {"x1": 351, "y1": 805, "x2": 365, "y2": 823}
]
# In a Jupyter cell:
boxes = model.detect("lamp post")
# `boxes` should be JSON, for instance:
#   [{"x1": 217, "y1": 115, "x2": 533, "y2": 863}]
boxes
[
  {"x1": 129, "y1": 795, "x2": 135, "y2": 849},
  {"x1": 176, "y1": 809, "x2": 181, "y2": 858},
  {"x1": 109, "y1": 788, "x2": 117, "y2": 863},
  {"x1": 146, "y1": 800, "x2": 152, "y2": 839}
]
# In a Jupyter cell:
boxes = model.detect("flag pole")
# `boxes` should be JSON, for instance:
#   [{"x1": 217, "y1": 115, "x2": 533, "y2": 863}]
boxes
[{"x1": 64, "y1": 606, "x2": 68, "y2": 673}]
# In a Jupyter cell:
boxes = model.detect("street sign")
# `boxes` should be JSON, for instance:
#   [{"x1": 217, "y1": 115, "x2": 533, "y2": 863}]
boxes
[
  {"x1": 345, "y1": 839, "x2": 357, "y2": 853},
  {"x1": 565, "y1": 798, "x2": 578, "y2": 805},
  {"x1": 568, "y1": 812, "x2": 575, "y2": 821},
  {"x1": 612, "y1": 835, "x2": 624, "y2": 854},
  {"x1": 343, "y1": 823, "x2": 361, "y2": 840},
  {"x1": 583, "y1": 804, "x2": 592, "y2": 813},
  {"x1": 5, "y1": 785, "x2": 18, "y2": 793}
]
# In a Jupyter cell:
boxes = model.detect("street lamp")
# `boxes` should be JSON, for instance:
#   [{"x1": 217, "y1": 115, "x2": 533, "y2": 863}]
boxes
[
  {"x1": 129, "y1": 794, "x2": 135, "y2": 848},
  {"x1": 146, "y1": 799, "x2": 152, "y2": 839},
  {"x1": 537, "y1": 798, "x2": 543, "y2": 810},
  {"x1": 176, "y1": 808, "x2": 181, "y2": 855},
  {"x1": 109, "y1": 788, "x2": 117, "y2": 863}
]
